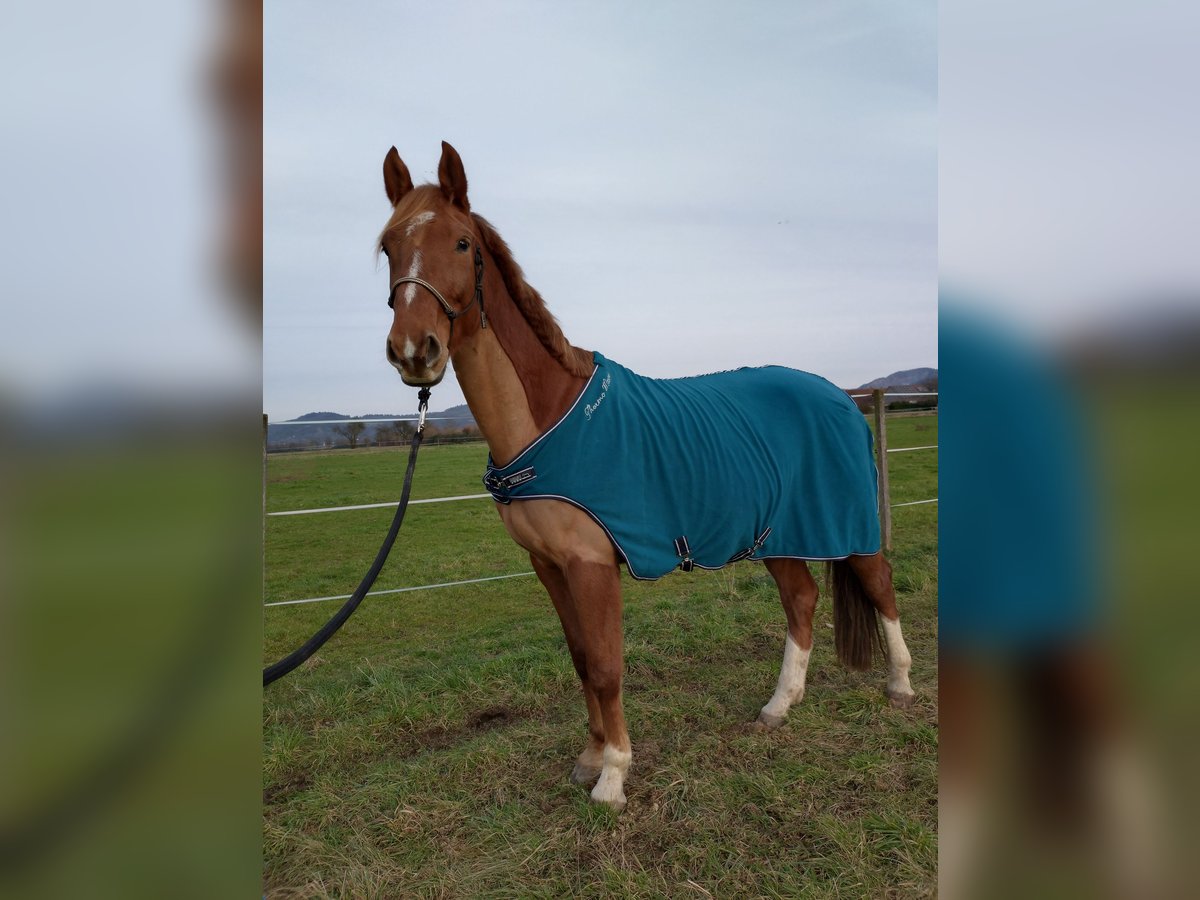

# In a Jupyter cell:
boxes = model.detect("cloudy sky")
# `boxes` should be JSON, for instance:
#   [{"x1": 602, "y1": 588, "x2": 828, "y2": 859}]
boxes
[
  {"x1": 940, "y1": 2, "x2": 1200, "y2": 335},
  {"x1": 264, "y1": 0, "x2": 936, "y2": 420}
]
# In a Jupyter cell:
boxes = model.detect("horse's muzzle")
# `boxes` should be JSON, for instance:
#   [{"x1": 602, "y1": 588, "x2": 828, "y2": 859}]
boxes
[{"x1": 386, "y1": 336, "x2": 447, "y2": 386}]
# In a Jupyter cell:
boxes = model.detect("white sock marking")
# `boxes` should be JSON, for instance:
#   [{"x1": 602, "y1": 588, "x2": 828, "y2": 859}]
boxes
[
  {"x1": 403, "y1": 250, "x2": 422, "y2": 307},
  {"x1": 881, "y1": 616, "x2": 913, "y2": 696},
  {"x1": 762, "y1": 633, "x2": 811, "y2": 720},
  {"x1": 590, "y1": 745, "x2": 631, "y2": 806}
]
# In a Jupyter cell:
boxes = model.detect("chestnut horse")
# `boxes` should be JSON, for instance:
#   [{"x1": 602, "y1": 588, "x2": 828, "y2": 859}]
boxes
[{"x1": 378, "y1": 142, "x2": 915, "y2": 810}]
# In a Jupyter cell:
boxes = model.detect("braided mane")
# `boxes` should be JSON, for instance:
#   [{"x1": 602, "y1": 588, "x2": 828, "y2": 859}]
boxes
[{"x1": 471, "y1": 213, "x2": 594, "y2": 378}]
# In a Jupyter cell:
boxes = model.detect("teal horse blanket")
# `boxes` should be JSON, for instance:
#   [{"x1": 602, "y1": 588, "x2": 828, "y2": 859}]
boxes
[{"x1": 484, "y1": 352, "x2": 880, "y2": 580}]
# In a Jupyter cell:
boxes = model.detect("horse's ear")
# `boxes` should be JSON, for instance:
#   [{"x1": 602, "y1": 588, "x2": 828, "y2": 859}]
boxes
[
  {"x1": 437, "y1": 141, "x2": 469, "y2": 212},
  {"x1": 383, "y1": 146, "x2": 413, "y2": 206}
]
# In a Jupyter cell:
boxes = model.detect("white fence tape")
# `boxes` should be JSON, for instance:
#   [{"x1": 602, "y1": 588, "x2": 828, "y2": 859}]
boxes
[
  {"x1": 269, "y1": 497, "x2": 938, "y2": 607},
  {"x1": 265, "y1": 571, "x2": 537, "y2": 608},
  {"x1": 269, "y1": 493, "x2": 491, "y2": 517},
  {"x1": 273, "y1": 416, "x2": 456, "y2": 424},
  {"x1": 847, "y1": 391, "x2": 938, "y2": 399}
]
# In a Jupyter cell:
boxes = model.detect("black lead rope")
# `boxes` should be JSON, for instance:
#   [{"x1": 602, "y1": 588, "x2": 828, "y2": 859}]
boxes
[{"x1": 263, "y1": 387, "x2": 432, "y2": 686}]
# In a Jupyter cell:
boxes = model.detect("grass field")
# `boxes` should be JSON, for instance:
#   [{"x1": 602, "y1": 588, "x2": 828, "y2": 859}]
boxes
[{"x1": 263, "y1": 414, "x2": 938, "y2": 898}]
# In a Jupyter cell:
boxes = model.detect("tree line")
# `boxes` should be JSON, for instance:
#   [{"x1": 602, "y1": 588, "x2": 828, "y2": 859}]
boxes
[{"x1": 329, "y1": 420, "x2": 482, "y2": 449}]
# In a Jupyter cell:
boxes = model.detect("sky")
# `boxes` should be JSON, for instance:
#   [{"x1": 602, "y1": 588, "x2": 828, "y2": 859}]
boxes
[
  {"x1": 940, "y1": 1, "x2": 1200, "y2": 336},
  {"x1": 1, "y1": 1, "x2": 258, "y2": 406},
  {"x1": 264, "y1": 0, "x2": 936, "y2": 421}
]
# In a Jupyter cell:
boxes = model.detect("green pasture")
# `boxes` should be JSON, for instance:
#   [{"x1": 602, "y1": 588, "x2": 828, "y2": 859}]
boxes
[{"x1": 264, "y1": 414, "x2": 938, "y2": 898}]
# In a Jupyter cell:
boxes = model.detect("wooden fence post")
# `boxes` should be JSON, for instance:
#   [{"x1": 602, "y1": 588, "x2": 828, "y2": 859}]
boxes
[
  {"x1": 263, "y1": 414, "x2": 269, "y2": 612},
  {"x1": 872, "y1": 389, "x2": 892, "y2": 552}
]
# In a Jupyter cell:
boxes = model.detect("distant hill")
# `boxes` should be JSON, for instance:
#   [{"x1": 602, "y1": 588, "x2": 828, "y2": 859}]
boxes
[
  {"x1": 268, "y1": 404, "x2": 477, "y2": 450},
  {"x1": 858, "y1": 368, "x2": 938, "y2": 390},
  {"x1": 849, "y1": 367, "x2": 937, "y2": 412},
  {"x1": 434, "y1": 404, "x2": 477, "y2": 429}
]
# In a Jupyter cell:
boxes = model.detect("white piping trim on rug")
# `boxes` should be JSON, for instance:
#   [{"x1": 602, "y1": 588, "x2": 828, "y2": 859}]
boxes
[{"x1": 489, "y1": 361, "x2": 601, "y2": 470}]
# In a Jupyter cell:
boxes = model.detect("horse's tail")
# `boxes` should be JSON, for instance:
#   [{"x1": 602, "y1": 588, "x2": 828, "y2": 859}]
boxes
[{"x1": 826, "y1": 559, "x2": 883, "y2": 671}]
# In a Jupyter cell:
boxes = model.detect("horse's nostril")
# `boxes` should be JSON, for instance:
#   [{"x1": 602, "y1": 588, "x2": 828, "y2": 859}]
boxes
[{"x1": 425, "y1": 334, "x2": 442, "y2": 366}]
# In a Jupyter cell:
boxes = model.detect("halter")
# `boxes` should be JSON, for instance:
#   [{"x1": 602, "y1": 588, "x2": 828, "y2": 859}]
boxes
[{"x1": 387, "y1": 244, "x2": 488, "y2": 343}]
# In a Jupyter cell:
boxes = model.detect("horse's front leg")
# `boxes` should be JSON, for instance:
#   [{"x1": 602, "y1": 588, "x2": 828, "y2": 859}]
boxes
[
  {"x1": 563, "y1": 557, "x2": 630, "y2": 810},
  {"x1": 497, "y1": 501, "x2": 629, "y2": 809},
  {"x1": 529, "y1": 554, "x2": 606, "y2": 785}
]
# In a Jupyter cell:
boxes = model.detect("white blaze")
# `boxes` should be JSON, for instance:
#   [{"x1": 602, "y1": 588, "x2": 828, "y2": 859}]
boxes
[
  {"x1": 405, "y1": 210, "x2": 435, "y2": 236},
  {"x1": 403, "y1": 250, "x2": 422, "y2": 307}
]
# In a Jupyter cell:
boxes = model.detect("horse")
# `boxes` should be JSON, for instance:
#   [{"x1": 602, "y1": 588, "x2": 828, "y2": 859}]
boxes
[{"x1": 377, "y1": 141, "x2": 916, "y2": 810}]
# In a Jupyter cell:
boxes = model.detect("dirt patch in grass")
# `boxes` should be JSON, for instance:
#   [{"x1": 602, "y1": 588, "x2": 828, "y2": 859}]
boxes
[
  {"x1": 359, "y1": 705, "x2": 532, "y2": 766},
  {"x1": 468, "y1": 704, "x2": 515, "y2": 731},
  {"x1": 406, "y1": 724, "x2": 459, "y2": 755},
  {"x1": 263, "y1": 772, "x2": 312, "y2": 806},
  {"x1": 268, "y1": 473, "x2": 305, "y2": 483},
  {"x1": 697, "y1": 627, "x2": 780, "y2": 667}
]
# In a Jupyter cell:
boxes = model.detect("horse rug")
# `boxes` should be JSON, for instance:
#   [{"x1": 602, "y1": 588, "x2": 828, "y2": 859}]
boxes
[{"x1": 484, "y1": 352, "x2": 880, "y2": 580}]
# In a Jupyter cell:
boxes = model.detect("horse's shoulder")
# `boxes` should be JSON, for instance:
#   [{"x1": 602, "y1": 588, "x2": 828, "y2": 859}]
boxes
[{"x1": 496, "y1": 498, "x2": 617, "y2": 568}]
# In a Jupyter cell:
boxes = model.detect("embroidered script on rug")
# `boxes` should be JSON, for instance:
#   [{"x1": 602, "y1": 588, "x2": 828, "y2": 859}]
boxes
[{"x1": 584, "y1": 373, "x2": 613, "y2": 421}]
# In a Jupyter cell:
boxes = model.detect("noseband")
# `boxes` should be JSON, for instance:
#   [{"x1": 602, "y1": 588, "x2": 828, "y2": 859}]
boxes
[{"x1": 387, "y1": 244, "x2": 488, "y2": 342}]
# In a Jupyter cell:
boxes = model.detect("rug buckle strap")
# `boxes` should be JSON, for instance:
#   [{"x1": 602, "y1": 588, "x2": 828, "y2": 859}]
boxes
[
  {"x1": 673, "y1": 535, "x2": 694, "y2": 572},
  {"x1": 484, "y1": 466, "x2": 537, "y2": 502},
  {"x1": 751, "y1": 526, "x2": 773, "y2": 552},
  {"x1": 726, "y1": 526, "x2": 773, "y2": 565}
]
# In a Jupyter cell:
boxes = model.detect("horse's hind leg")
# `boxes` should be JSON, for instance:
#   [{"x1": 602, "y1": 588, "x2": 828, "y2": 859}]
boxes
[
  {"x1": 756, "y1": 558, "x2": 819, "y2": 729},
  {"x1": 529, "y1": 554, "x2": 606, "y2": 786},
  {"x1": 847, "y1": 552, "x2": 916, "y2": 708}
]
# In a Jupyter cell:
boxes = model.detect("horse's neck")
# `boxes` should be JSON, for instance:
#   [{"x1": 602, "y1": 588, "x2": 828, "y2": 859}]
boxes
[{"x1": 452, "y1": 272, "x2": 587, "y2": 466}]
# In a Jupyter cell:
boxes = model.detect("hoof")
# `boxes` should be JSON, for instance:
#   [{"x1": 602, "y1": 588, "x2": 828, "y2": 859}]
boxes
[
  {"x1": 570, "y1": 762, "x2": 602, "y2": 786},
  {"x1": 590, "y1": 770, "x2": 628, "y2": 811},
  {"x1": 887, "y1": 689, "x2": 917, "y2": 709},
  {"x1": 754, "y1": 711, "x2": 786, "y2": 731},
  {"x1": 590, "y1": 790, "x2": 627, "y2": 812}
]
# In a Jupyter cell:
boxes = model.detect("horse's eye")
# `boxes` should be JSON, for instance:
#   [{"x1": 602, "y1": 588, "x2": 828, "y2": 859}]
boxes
[{"x1": 455, "y1": 238, "x2": 470, "y2": 252}]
